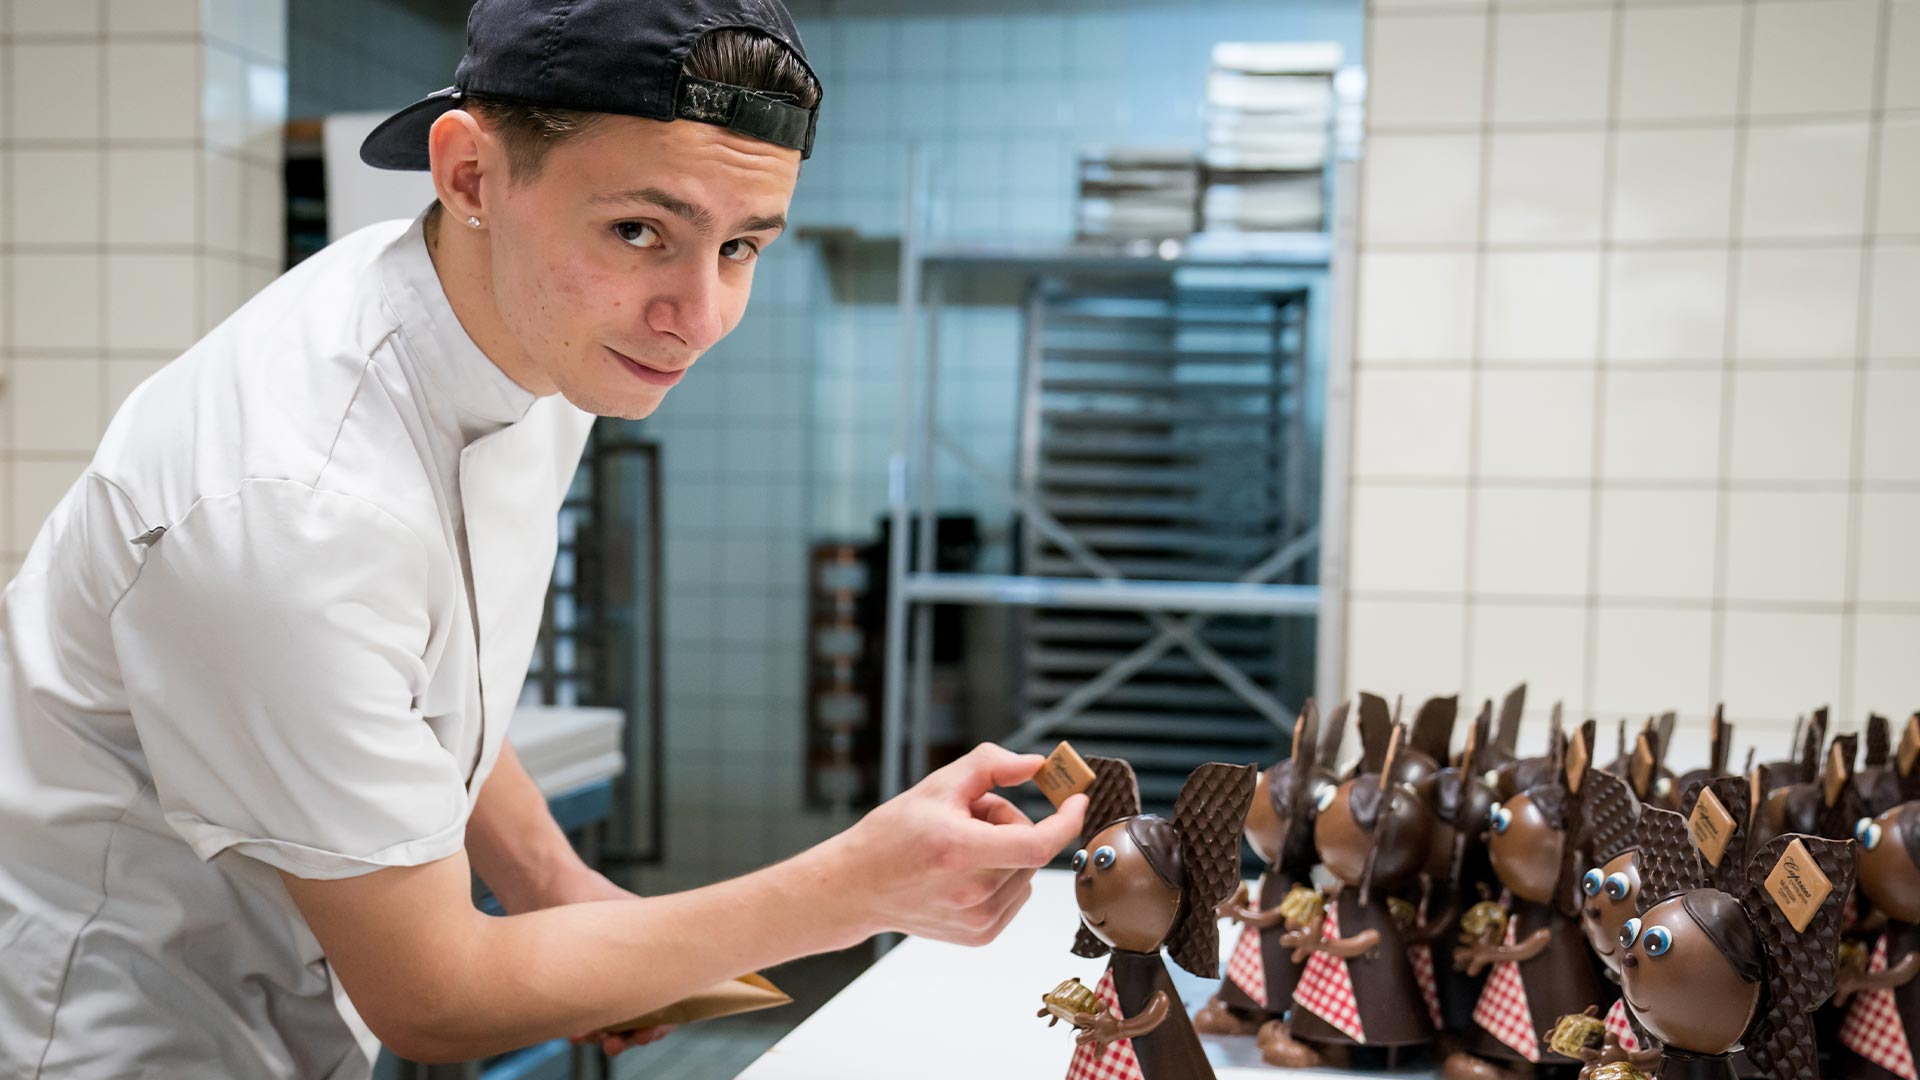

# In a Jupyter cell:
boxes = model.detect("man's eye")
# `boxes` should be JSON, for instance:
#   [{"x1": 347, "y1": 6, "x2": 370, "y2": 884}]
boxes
[
  {"x1": 614, "y1": 221, "x2": 661, "y2": 248},
  {"x1": 720, "y1": 238, "x2": 759, "y2": 263}
]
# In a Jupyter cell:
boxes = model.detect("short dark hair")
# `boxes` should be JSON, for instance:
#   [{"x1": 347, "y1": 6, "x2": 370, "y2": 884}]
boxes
[{"x1": 465, "y1": 27, "x2": 819, "y2": 183}]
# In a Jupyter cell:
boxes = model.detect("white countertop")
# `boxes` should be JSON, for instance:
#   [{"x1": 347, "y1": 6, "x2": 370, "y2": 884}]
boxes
[{"x1": 736, "y1": 868, "x2": 1437, "y2": 1080}]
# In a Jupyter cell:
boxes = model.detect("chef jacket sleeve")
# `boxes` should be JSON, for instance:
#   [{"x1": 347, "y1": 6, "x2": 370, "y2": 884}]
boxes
[{"x1": 109, "y1": 477, "x2": 469, "y2": 879}]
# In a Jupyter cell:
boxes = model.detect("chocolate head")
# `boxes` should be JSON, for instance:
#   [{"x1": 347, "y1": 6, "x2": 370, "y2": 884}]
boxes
[
  {"x1": 1314, "y1": 775, "x2": 1435, "y2": 889},
  {"x1": 1580, "y1": 850, "x2": 1642, "y2": 974},
  {"x1": 1751, "y1": 782, "x2": 1839, "y2": 849},
  {"x1": 1245, "y1": 768, "x2": 1286, "y2": 865},
  {"x1": 1620, "y1": 890, "x2": 1764, "y2": 1055},
  {"x1": 1487, "y1": 788, "x2": 1569, "y2": 905},
  {"x1": 1854, "y1": 801, "x2": 1920, "y2": 924},
  {"x1": 1413, "y1": 766, "x2": 1496, "y2": 880},
  {"x1": 1073, "y1": 816, "x2": 1185, "y2": 954}
]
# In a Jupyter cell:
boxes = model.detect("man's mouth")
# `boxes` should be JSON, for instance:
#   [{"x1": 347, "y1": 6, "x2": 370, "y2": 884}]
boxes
[{"x1": 608, "y1": 345, "x2": 687, "y2": 388}]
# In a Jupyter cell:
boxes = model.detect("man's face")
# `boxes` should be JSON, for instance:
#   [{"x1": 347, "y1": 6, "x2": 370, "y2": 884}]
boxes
[{"x1": 482, "y1": 115, "x2": 800, "y2": 420}]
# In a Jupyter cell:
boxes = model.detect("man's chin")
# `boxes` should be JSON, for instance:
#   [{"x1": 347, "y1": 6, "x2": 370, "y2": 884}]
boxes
[{"x1": 555, "y1": 381, "x2": 671, "y2": 422}]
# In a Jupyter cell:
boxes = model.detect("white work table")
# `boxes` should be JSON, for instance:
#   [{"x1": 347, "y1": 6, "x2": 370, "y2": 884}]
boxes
[{"x1": 736, "y1": 869, "x2": 1436, "y2": 1080}]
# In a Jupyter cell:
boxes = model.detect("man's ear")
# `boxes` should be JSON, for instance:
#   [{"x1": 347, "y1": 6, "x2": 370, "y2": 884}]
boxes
[{"x1": 427, "y1": 108, "x2": 493, "y2": 225}]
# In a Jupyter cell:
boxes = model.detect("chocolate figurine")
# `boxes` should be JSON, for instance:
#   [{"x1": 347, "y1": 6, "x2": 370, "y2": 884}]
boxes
[
  {"x1": 1570, "y1": 756, "x2": 1657, "y2": 1073},
  {"x1": 1834, "y1": 799, "x2": 1920, "y2": 1080},
  {"x1": 1447, "y1": 726, "x2": 1610, "y2": 1080},
  {"x1": 1751, "y1": 732, "x2": 1858, "y2": 851},
  {"x1": 1049, "y1": 757, "x2": 1256, "y2": 1080},
  {"x1": 1195, "y1": 701, "x2": 1334, "y2": 1040},
  {"x1": 1283, "y1": 722, "x2": 1439, "y2": 1065},
  {"x1": 1619, "y1": 817, "x2": 1857, "y2": 1080},
  {"x1": 1412, "y1": 701, "x2": 1499, "y2": 1048}
]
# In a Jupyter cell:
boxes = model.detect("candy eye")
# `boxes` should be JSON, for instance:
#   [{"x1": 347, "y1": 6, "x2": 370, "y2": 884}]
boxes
[
  {"x1": 1491, "y1": 805, "x2": 1513, "y2": 834},
  {"x1": 1604, "y1": 873, "x2": 1632, "y2": 902},
  {"x1": 1093, "y1": 846, "x2": 1117, "y2": 870},
  {"x1": 1314, "y1": 784, "x2": 1337, "y2": 813},
  {"x1": 1643, "y1": 925, "x2": 1672, "y2": 956},
  {"x1": 1071, "y1": 849, "x2": 1088, "y2": 872},
  {"x1": 1619, "y1": 917, "x2": 1642, "y2": 949},
  {"x1": 1582, "y1": 869, "x2": 1604, "y2": 896},
  {"x1": 1860, "y1": 820, "x2": 1884, "y2": 850}
]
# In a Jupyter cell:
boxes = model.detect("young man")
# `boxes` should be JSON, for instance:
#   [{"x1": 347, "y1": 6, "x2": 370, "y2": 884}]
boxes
[{"x1": 0, "y1": 1, "x2": 1086, "y2": 1075}]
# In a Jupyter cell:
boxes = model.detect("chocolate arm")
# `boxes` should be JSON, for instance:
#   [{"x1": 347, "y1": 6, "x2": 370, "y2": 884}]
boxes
[
  {"x1": 1834, "y1": 951, "x2": 1920, "y2": 1005},
  {"x1": 1074, "y1": 991, "x2": 1170, "y2": 1050}
]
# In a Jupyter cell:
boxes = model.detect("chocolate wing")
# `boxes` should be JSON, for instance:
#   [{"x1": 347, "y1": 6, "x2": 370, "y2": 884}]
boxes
[
  {"x1": 1740, "y1": 834, "x2": 1858, "y2": 1080},
  {"x1": 1166, "y1": 762, "x2": 1258, "y2": 977},
  {"x1": 1634, "y1": 805, "x2": 1704, "y2": 913}
]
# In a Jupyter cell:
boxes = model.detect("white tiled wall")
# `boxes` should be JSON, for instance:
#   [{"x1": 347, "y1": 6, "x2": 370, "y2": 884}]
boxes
[
  {"x1": 1347, "y1": 0, "x2": 1920, "y2": 763},
  {"x1": 0, "y1": 0, "x2": 287, "y2": 574}
]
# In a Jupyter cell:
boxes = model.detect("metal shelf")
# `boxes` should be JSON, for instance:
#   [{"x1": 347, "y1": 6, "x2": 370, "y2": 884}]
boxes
[
  {"x1": 880, "y1": 147, "x2": 1362, "y2": 806},
  {"x1": 901, "y1": 572, "x2": 1320, "y2": 615}
]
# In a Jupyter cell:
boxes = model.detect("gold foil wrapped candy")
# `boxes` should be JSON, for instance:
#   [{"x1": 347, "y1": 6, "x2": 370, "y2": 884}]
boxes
[
  {"x1": 1278, "y1": 885, "x2": 1326, "y2": 930},
  {"x1": 1547, "y1": 1011, "x2": 1606, "y2": 1059},
  {"x1": 1039, "y1": 977, "x2": 1107, "y2": 1028},
  {"x1": 1459, "y1": 899, "x2": 1509, "y2": 946},
  {"x1": 1590, "y1": 1062, "x2": 1651, "y2": 1080}
]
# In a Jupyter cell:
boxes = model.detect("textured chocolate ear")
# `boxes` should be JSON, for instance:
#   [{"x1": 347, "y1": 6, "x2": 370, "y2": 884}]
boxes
[
  {"x1": 1634, "y1": 805, "x2": 1705, "y2": 913},
  {"x1": 1321, "y1": 699, "x2": 1350, "y2": 778},
  {"x1": 1866, "y1": 714, "x2": 1890, "y2": 768},
  {"x1": 1358, "y1": 692, "x2": 1393, "y2": 776},
  {"x1": 1078, "y1": 757, "x2": 1140, "y2": 849},
  {"x1": 1495, "y1": 683, "x2": 1526, "y2": 758},
  {"x1": 1579, "y1": 769, "x2": 1643, "y2": 867},
  {"x1": 1741, "y1": 834, "x2": 1858, "y2": 1080},
  {"x1": 1411, "y1": 695, "x2": 1459, "y2": 767},
  {"x1": 1711, "y1": 704, "x2": 1732, "y2": 775},
  {"x1": 1463, "y1": 701, "x2": 1493, "y2": 773},
  {"x1": 1799, "y1": 709, "x2": 1828, "y2": 777},
  {"x1": 1166, "y1": 762, "x2": 1258, "y2": 978},
  {"x1": 1696, "y1": 775, "x2": 1752, "y2": 893},
  {"x1": 1286, "y1": 701, "x2": 1322, "y2": 849}
]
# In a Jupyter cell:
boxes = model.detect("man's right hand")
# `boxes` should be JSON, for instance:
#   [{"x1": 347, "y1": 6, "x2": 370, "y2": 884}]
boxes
[{"x1": 811, "y1": 742, "x2": 1087, "y2": 949}]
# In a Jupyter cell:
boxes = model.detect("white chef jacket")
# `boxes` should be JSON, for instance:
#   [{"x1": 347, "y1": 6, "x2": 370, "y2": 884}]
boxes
[{"x1": 0, "y1": 213, "x2": 596, "y2": 1077}]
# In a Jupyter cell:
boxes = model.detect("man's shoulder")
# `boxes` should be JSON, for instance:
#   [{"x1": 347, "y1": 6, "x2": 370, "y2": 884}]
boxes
[{"x1": 89, "y1": 219, "x2": 440, "y2": 536}]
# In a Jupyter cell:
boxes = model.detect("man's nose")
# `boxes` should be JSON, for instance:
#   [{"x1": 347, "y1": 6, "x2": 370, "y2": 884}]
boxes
[{"x1": 646, "y1": 266, "x2": 727, "y2": 352}]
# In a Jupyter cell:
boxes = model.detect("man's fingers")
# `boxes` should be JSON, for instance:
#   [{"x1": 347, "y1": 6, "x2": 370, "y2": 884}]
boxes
[
  {"x1": 970, "y1": 792, "x2": 1033, "y2": 827},
  {"x1": 957, "y1": 792, "x2": 1086, "y2": 868},
  {"x1": 937, "y1": 742, "x2": 1049, "y2": 800}
]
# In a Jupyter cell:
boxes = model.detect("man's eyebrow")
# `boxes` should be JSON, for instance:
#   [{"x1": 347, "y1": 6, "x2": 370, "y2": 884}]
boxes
[{"x1": 591, "y1": 187, "x2": 786, "y2": 235}]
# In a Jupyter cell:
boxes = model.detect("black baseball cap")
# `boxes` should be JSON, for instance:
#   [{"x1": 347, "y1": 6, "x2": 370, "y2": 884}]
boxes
[{"x1": 360, "y1": 0, "x2": 819, "y2": 170}]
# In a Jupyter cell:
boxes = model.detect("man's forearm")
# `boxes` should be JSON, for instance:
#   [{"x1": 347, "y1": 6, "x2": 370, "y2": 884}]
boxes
[
  {"x1": 466, "y1": 742, "x2": 600, "y2": 912},
  {"x1": 338, "y1": 843, "x2": 867, "y2": 1062}
]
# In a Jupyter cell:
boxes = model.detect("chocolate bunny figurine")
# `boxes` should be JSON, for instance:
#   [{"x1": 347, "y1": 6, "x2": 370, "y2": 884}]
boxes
[
  {"x1": 1281, "y1": 722, "x2": 1439, "y2": 1066},
  {"x1": 1834, "y1": 798, "x2": 1920, "y2": 1080},
  {"x1": 1411, "y1": 700, "x2": 1498, "y2": 1050},
  {"x1": 1618, "y1": 817, "x2": 1858, "y2": 1080},
  {"x1": 1447, "y1": 725, "x2": 1610, "y2": 1080},
  {"x1": 1048, "y1": 757, "x2": 1256, "y2": 1080},
  {"x1": 1195, "y1": 700, "x2": 1335, "y2": 1038}
]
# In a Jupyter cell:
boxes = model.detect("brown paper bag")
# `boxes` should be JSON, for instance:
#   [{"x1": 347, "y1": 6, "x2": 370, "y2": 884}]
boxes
[{"x1": 596, "y1": 973, "x2": 792, "y2": 1036}]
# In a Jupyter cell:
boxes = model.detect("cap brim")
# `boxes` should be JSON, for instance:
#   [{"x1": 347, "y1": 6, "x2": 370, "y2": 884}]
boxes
[{"x1": 359, "y1": 87, "x2": 463, "y2": 171}]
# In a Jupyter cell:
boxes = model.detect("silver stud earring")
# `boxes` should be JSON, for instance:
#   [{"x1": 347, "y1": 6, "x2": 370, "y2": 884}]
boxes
[{"x1": 466, "y1": 216, "x2": 482, "y2": 229}]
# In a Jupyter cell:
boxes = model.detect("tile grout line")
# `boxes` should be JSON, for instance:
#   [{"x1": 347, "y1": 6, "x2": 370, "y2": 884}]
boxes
[
  {"x1": 1707, "y1": 0, "x2": 1758, "y2": 716},
  {"x1": 1838, "y1": 0, "x2": 1895, "y2": 724},
  {"x1": 1583, "y1": 0, "x2": 1628, "y2": 724},
  {"x1": 1460, "y1": 0, "x2": 1500, "y2": 704}
]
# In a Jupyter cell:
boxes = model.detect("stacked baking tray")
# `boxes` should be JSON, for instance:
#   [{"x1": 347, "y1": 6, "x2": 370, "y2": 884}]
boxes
[
  {"x1": 1075, "y1": 148, "x2": 1201, "y2": 245},
  {"x1": 1201, "y1": 42, "x2": 1341, "y2": 234},
  {"x1": 1014, "y1": 281, "x2": 1311, "y2": 807}
]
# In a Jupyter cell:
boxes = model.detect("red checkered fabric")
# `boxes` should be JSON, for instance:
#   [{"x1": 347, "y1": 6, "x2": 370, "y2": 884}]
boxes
[
  {"x1": 1472, "y1": 915, "x2": 1541, "y2": 1062},
  {"x1": 1409, "y1": 942, "x2": 1443, "y2": 1029},
  {"x1": 1064, "y1": 968, "x2": 1145, "y2": 1080},
  {"x1": 1226, "y1": 923, "x2": 1267, "y2": 1008},
  {"x1": 1604, "y1": 997, "x2": 1642, "y2": 1054},
  {"x1": 1839, "y1": 935, "x2": 1917, "y2": 1080},
  {"x1": 1293, "y1": 904, "x2": 1367, "y2": 1043}
]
